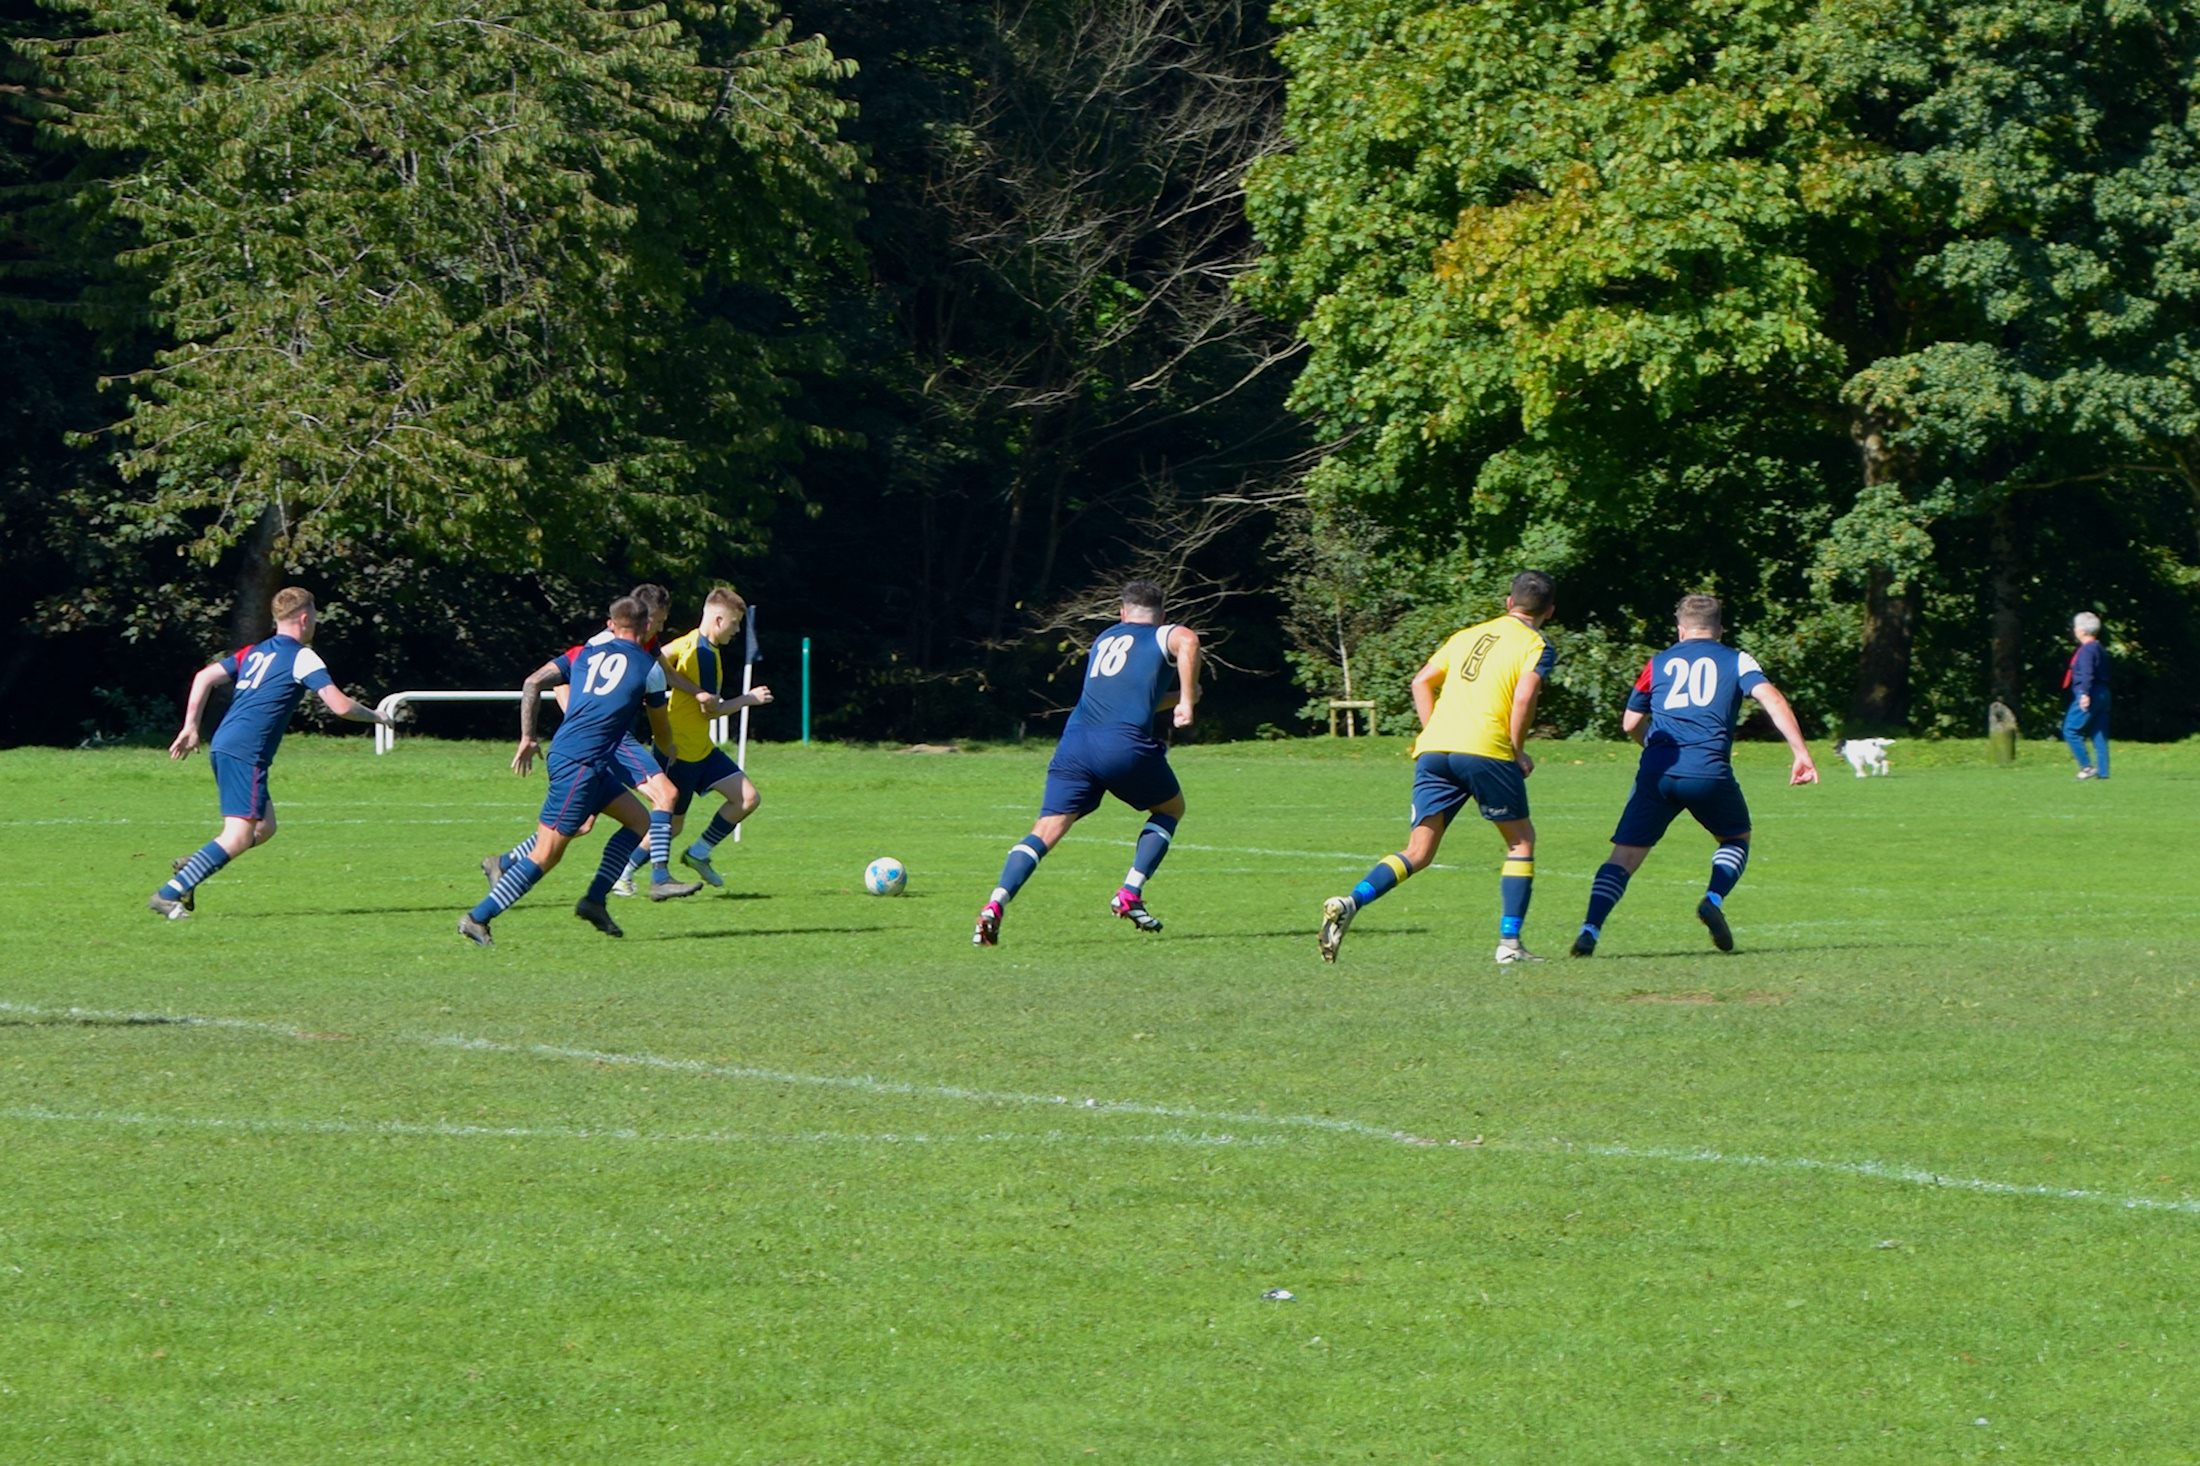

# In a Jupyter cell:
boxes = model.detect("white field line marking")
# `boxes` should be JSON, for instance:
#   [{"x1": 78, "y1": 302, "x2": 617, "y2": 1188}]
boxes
[
  {"x1": 5, "y1": 1001, "x2": 2194, "y2": 1217},
  {"x1": 0, "y1": 1106, "x2": 1272, "y2": 1149}
]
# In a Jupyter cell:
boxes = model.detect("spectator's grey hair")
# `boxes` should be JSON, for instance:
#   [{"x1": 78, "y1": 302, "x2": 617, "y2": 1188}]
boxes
[{"x1": 2073, "y1": 611, "x2": 2102, "y2": 637}]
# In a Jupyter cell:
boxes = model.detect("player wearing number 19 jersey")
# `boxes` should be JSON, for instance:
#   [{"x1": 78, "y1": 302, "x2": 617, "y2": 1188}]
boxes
[
  {"x1": 1319, "y1": 571, "x2": 1558, "y2": 966},
  {"x1": 974, "y1": 580, "x2": 1201, "y2": 947},
  {"x1": 1570, "y1": 594, "x2": 1818, "y2": 958},
  {"x1": 149, "y1": 587, "x2": 393, "y2": 919},
  {"x1": 459, "y1": 597, "x2": 700, "y2": 947}
]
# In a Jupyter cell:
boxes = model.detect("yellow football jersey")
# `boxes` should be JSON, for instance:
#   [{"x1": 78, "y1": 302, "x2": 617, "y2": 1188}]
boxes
[
  {"x1": 659, "y1": 627, "x2": 732, "y2": 763},
  {"x1": 1411, "y1": 614, "x2": 1556, "y2": 759}
]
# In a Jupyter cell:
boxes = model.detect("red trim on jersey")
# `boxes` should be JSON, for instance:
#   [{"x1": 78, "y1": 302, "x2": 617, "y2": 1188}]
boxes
[{"x1": 1632, "y1": 657, "x2": 1656, "y2": 694}]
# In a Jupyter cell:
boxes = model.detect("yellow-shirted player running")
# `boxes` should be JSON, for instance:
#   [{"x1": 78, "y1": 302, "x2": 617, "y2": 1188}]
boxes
[
  {"x1": 1319, "y1": 570, "x2": 1558, "y2": 965},
  {"x1": 656, "y1": 587, "x2": 772, "y2": 887}
]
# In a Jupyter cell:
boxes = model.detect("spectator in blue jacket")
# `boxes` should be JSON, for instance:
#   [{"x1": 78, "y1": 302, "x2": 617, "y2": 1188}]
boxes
[{"x1": 2061, "y1": 612, "x2": 2110, "y2": 781}]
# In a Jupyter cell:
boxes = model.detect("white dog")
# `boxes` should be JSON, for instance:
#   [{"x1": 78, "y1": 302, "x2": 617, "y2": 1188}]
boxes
[{"x1": 1833, "y1": 737, "x2": 1894, "y2": 777}]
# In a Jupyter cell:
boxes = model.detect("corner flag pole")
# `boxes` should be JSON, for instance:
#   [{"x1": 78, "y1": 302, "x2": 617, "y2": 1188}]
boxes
[{"x1": 734, "y1": 606, "x2": 758, "y2": 843}]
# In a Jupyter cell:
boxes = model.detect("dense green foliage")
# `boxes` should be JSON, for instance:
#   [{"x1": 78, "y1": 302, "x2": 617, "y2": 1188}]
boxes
[
  {"x1": 4, "y1": 738, "x2": 2199, "y2": 1458},
  {"x1": 3, "y1": 0, "x2": 2197, "y2": 743},
  {"x1": 1248, "y1": 0, "x2": 2200, "y2": 738}
]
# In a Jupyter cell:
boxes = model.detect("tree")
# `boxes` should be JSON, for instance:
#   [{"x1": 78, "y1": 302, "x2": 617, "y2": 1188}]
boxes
[
  {"x1": 25, "y1": 0, "x2": 857, "y2": 642},
  {"x1": 1244, "y1": 0, "x2": 2200, "y2": 733}
]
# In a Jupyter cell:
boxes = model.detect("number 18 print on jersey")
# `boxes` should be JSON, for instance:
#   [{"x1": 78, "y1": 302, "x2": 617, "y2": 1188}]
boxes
[{"x1": 1626, "y1": 641, "x2": 1768, "y2": 778}]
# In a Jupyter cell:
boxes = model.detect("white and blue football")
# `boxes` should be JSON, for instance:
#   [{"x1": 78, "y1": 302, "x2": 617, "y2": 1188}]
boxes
[{"x1": 863, "y1": 857, "x2": 907, "y2": 896}]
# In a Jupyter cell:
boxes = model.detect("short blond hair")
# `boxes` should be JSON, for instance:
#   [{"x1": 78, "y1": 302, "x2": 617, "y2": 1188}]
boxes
[
  {"x1": 271, "y1": 586, "x2": 316, "y2": 624},
  {"x1": 704, "y1": 586, "x2": 747, "y2": 619},
  {"x1": 1676, "y1": 593, "x2": 1723, "y2": 634}
]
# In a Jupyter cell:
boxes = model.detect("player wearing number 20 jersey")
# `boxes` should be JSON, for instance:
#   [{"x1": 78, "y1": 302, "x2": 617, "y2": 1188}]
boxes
[
  {"x1": 1570, "y1": 594, "x2": 1818, "y2": 959},
  {"x1": 973, "y1": 581, "x2": 1202, "y2": 948}
]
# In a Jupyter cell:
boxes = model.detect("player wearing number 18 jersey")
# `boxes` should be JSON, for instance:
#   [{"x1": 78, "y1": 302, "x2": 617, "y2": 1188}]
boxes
[
  {"x1": 1570, "y1": 594, "x2": 1817, "y2": 957},
  {"x1": 974, "y1": 581, "x2": 1201, "y2": 947}
]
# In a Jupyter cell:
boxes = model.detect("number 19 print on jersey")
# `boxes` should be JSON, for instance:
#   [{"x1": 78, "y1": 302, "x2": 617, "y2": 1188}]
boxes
[{"x1": 1628, "y1": 641, "x2": 1768, "y2": 777}]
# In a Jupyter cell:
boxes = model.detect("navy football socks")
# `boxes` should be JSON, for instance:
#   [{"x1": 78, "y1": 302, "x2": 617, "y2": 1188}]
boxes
[
  {"x1": 1122, "y1": 813, "x2": 1178, "y2": 892},
  {"x1": 691, "y1": 810, "x2": 740, "y2": 856},
  {"x1": 1499, "y1": 857, "x2": 1534, "y2": 939},
  {"x1": 160, "y1": 840, "x2": 230, "y2": 899},
  {"x1": 472, "y1": 857, "x2": 543, "y2": 923},
  {"x1": 1707, "y1": 841, "x2": 1749, "y2": 905},
  {"x1": 1350, "y1": 853, "x2": 1412, "y2": 909},
  {"x1": 991, "y1": 834, "x2": 1049, "y2": 904},
  {"x1": 496, "y1": 835, "x2": 535, "y2": 875},
  {"x1": 589, "y1": 829, "x2": 643, "y2": 903},
  {"x1": 1580, "y1": 861, "x2": 1632, "y2": 940}
]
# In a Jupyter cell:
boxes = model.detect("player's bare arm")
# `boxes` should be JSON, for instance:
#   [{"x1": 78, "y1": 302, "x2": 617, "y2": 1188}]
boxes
[
  {"x1": 515, "y1": 658, "x2": 567, "y2": 775},
  {"x1": 169, "y1": 661, "x2": 233, "y2": 759},
  {"x1": 1169, "y1": 627, "x2": 1201, "y2": 728},
  {"x1": 1749, "y1": 682, "x2": 1820, "y2": 785},
  {"x1": 1410, "y1": 659, "x2": 1444, "y2": 727},
  {"x1": 702, "y1": 684, "x2": 772, "y2": 717},
  {"x1": 314, "y1": 685, "x2": 393, "y2": 727},
  {"x1": 1621, "y1": 707, "x2": 1649, "y2": 745},
  {"x1": 1509, "y1": 669, "x2": 1544, "y2": 777}
]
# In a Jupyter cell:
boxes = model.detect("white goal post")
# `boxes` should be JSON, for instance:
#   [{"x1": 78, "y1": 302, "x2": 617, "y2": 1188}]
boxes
[{"x1": 372, "y1": 690, "x2": 522, "y2": 754}]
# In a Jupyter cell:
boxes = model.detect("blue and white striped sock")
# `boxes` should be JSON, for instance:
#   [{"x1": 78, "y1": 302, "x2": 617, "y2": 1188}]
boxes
[
  {"x1": 690, "y1": 811, "x2": 739, "y2": 857},
  {"x1": 471, "y1": 857, "x2": 543, "y2": 924},
  {"x1": 991, "y1": 834, "x2": 1049, "y2": 904},
  {"x1": 496, "y1": 835, "x2": 535, "y2": 875},
  {"x1": 1122, "y1": 812, "x2": 1179, "y2": 892},
  {"x1": 648, "y1": 810, "x2": 674, "y2": 879},
  {"x1": 1707, "y1": 841, "x2": 1749, "y2": 905},
  {"x1": 159, "y1": 840, "x2": 230, "y2": 899},
  {"x1": 589, "y1": 829, "x2": 643, "y2": 903},
  {"x1": 1581, "y1": 861, "x2": 1631, "y2": 938}
]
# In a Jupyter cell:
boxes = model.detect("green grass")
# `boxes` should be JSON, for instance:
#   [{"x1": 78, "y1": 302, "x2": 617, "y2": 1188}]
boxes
[{"x1": 3, "y1": 733, "x2": 2198, "y2": 1463}]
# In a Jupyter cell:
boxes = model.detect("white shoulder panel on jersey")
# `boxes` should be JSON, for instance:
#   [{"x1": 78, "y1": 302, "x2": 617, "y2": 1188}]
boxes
[
  {"x1": 291, "y1": 647, "x2": 328, "y2": 680},
  {"x1": 1156, "y1": 624, "x2": 1179, "y2": 663},
  {"x1": 646, "y1": 661, "x2": 668, "y2": 694},
  {"x1": 1736, "y1": 651, "x2": 1764, "y2": 677}
]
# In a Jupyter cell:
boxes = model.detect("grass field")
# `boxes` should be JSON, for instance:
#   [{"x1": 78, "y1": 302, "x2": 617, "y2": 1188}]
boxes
[{"x1": 4, "y1": 732, "x2": 2198, "y2": 1463}]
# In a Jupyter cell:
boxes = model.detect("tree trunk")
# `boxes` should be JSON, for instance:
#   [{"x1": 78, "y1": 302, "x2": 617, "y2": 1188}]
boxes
[
  {"x1": 1988, "y1": 496, "x2": 2023, "y2": 711},
  {"x1": 1850, "y1": 568, "x2": 1913, "y2": 730},
  {"x1": 227, "y1": 501, "x2": 288, "y2": 650},
  {"x1": 1847, "y1": 414, "x2": 1913, "y2": 731}
]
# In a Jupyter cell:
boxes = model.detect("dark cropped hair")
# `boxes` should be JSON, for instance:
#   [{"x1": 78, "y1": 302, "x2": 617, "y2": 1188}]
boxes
[
  {"x1": 1676, "y1": 593, "x2": 1724, "y2": 633},
  {"x1": 1508, "y1": 570, "x2": 1555, "y2": 615},
  {"x1": 607, "y1": 596, "x2": 650, "y2": 633},
  {"x1": 630, "y1": 583, "x2": 671, "y2": 614},
  {"x1": 1121, "y1": 580, "x2": 1166, "y2": 613}
]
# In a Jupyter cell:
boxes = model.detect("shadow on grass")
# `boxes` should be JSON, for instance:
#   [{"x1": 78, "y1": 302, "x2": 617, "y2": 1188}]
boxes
[
  {"x1": 645, "y1": 926, "x2": 891, "y2": 941},
  {"x1": 0, "y1": 1015, "x2": 194, "y2": 1028},
  {"x1": 215, "y1": 905, "x2": 461, "y2": 919}
]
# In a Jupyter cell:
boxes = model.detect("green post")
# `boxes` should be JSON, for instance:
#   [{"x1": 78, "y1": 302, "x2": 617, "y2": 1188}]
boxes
[{"x1": 801, "y1": 637, "x2": 812, "y2": 744}]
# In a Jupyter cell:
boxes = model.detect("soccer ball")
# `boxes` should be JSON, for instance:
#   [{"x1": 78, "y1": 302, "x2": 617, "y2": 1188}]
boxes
[{"x1": 863, "y1": 857, "x2": 907, "y2": 896}]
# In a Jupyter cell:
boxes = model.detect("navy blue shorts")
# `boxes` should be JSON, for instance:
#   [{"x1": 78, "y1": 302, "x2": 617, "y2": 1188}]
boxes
[
  {"x1": 1410, "y1": 752, "x2": 1529, "y2": 826},
  {"x1": 1612, "y1": 770, "x2": 1752, "y2": 847},
  {"x1": 210, "y1": 751, "x2": 270, "y2": 821},
  {"x1": 669, "y1": 747, "x2": 743, "y2": 814},
  {"x1": 610, "y1": 734, "x2": 664, "y2": 789},
  {"x1": 1040, "y1": 728, "x2": 1181, "y2": 818},
  {"x1": 539, "y1": 756, "x2": 629, "y2": 836}
]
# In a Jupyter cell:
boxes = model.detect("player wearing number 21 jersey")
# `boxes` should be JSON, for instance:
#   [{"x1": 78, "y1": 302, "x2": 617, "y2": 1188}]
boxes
[
  {"x1": 149, "y1": 587, "x2": 393, "y2": 919},
  {"x1": 1320, "y1": 570, "x2": 1558, "y2": 966},
  {"x1": 974, "y1": 580, "x2": 1201, "y2": 947},
  {"x1": 1570, "y1": 594, "x2": 1818, "y2": 958}
]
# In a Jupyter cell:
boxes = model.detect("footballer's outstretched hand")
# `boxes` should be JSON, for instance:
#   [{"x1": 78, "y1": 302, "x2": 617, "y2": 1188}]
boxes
[
  {"x1": 1790, "y1": 754, "x2": 1819, "y2": 786},
  {"x1": 168, "y1": 726, "x2": 201, "y2": 760},
  {"x1": 512, "y1": 737, "x2": 542, "y2": 777}
]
